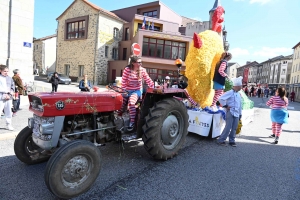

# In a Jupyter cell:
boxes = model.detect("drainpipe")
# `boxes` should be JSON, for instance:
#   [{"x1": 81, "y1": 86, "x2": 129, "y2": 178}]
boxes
[
  {"x1": 93, "y1": 14, "x2": 100, "y2": 85},
  {"x1": 6, "y1": 0, "x2": 12, "y2": 68}
]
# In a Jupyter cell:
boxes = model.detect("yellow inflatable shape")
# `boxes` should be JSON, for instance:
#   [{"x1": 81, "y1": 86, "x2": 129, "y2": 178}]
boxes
[{"x1": 185, "y1": 30, "x2": 224, "y2": 108}]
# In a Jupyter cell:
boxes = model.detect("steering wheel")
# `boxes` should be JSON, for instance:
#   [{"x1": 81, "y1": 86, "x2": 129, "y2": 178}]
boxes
[{"x1": 108, "y1": 84, "x2": 128, "y2": 94}]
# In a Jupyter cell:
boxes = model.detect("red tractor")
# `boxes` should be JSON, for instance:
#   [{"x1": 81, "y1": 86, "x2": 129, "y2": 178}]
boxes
[{"x1": 14, "y1": 84, "x2": 190, "y2": 199}]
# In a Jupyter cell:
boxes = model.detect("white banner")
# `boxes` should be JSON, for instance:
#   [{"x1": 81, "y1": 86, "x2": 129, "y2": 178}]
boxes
[
  {"x1": 212, "y1": 113, "x2": 225, "y2": 138},
  {"x1": 187, "y1": 110, "x2": 213, "y2": 137}
]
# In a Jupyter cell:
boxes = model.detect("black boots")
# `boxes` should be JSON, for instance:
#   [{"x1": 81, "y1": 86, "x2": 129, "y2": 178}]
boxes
[
  {"x1": 269, "y1": 134, "x2": 275, "y2": 138},
  {"x1": 271, "y1": 136, "x2": 279, "y2": 144}
]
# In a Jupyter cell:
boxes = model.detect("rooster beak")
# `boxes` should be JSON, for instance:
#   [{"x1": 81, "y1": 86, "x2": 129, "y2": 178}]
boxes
[{"x1": 193, "y1": 33, "x2": 202, "y2": 49}]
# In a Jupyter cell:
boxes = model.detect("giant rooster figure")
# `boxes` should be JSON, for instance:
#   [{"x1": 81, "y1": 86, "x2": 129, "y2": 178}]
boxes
[{"x1": 185, "y1": 4, "x2": 225, "y2": 108}]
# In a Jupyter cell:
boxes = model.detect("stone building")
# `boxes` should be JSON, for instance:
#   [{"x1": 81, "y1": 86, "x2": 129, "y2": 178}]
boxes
[
  {"x1": 227, "y1": 62, "x2": 239, "y2": 79},
  {"x1": 290, "y1": 41, "x2": 300, "y2": 101},
  {"x1": 55, "y1": 0, "x2": 225, "y2": 84},
  {"x1": 0, "y1": 0, "x2": 34, "y2": 81},
  {"x1": 33, "y1": 34, "x2": 57, "y2": 73},
  {"x1": 56, "y1": 0, "x2": 126, "y2": 84},
  {"x1": 236, "y1": 61, "x2": 258, "y2": 85}
]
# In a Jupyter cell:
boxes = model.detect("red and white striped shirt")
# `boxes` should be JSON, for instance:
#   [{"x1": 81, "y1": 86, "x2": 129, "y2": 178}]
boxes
[
  {"x1": 121, "y1": 67, "x2": 154, "y2": 90},
  {"x1": 218, "y1": 61, "x2": 228, "y2": 77},
  {"x1": 266, "y1": 96, "x2": 288, "y2": 109}
]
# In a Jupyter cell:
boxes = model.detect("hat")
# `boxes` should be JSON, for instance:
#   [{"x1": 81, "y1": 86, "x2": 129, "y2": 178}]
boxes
[
  {"x1": 232, "y1": 76, "x2": 243, "y2": 86},
  {"x1": 165, "y1": 76, "x2": 170, "y2": 80}
]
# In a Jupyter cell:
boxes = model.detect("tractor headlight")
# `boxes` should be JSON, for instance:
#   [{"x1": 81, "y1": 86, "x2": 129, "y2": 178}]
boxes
[
  {"x1": 39, "y1": 124, "x2": 43, "y2": 134},
  {"x1": 28, "y1": 118, "x2": 34, "y2": 128}
]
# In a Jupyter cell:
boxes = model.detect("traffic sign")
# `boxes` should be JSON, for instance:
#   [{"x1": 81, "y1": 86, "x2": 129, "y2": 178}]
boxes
[{"x1": 131, "y1": 43, "x2": 141, "y2": 56}]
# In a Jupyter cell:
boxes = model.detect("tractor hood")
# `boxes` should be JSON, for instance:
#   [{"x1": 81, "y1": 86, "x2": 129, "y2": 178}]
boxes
[{"x1": 28, "y1": 91, "x2": 123, "y2": 117}]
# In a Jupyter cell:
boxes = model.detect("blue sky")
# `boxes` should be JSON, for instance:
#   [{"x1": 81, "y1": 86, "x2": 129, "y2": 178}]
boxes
[{"x1": 34, "y1": 0, "x2": 300, "y2": 66}]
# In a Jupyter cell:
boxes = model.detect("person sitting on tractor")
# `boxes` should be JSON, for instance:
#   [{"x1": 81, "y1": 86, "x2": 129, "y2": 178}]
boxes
[{"x1": 117, "y1": 55, "x2": 154, "y2": 131}]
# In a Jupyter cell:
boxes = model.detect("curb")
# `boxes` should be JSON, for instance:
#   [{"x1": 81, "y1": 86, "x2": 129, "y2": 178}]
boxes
[{"x1": 0, "y1": 132, "x2": 17, "y2": 141}]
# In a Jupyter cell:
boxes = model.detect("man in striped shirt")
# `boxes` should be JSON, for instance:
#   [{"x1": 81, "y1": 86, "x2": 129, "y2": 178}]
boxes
[{"x1": 118, "y1": 56, "x2": 154, "y2": 131}]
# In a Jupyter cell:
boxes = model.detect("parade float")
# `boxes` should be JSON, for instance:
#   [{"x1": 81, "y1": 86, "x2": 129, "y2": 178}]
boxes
[{"x1": 182, "y1": 1, "x2": 254, "y2": 138}]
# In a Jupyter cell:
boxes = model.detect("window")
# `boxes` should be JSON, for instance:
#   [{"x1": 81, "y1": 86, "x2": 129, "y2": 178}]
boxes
[
  {"x1": 79, "y1": 65, "x2": 84, "y2": 77},
  {"x1": 142, "y1": 37, "x2": 186, "y2": 60},
  {"x1": 282, "y1": 69, "x2": 286, "y2": 74},
  {"x1": 65, "y1": 16, "x2": 88, "y2": 40},
  {"x1": 280, "y1": 78, "x2": 284, "y2": 83},
  {"x1": 36, "y1": 44, "x2": 38, "y2": 49},
  {"x1": 65, "y1": 64, "x2": 70, "y2": 76},
  {"x1": 105, "y1": 46, "x2": 109, "y2": 57},
  {"x1": 122, "y1": 48, "x2": 127, "y2": 60},
  {"x1": 125, "y1": 28, "x2": 129, "y2": 40},
  {"x1": 113, "y1": 28, "x2": 119, "y2": 39},
  {"x1": 112, "y1": 48, "x2": 118, "y2": 60},
  {"x1": 298, "y1": 75, "x2": 299, "y2": 83},
  {"x1": 291, "y1": 77, "x2": 293, "y2": 83},
  {"x1": 146, "y1": 68, "x2": 178, "y2": 81},
  {"x1": 143, "y1": 10, "x2": 158, "y2": 18}
]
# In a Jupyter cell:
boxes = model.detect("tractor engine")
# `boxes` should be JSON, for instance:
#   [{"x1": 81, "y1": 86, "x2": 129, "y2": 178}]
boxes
[{"x1": 63, "y1": 113, "x2": 117, "y2": 143}]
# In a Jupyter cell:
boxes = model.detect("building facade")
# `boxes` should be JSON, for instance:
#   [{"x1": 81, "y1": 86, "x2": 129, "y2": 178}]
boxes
[
  {"x1": 55, "y1": 0, "x2": 224, "y2": 84},
  {"x1": 33, "y1": 34, "x2": 57, "y2": 73},
  {"x1": 0, "y1": 0, "x2": 34, "y2": 81},
  {"x1": 290, "y1": 42, "x2": 300, "y2": 101},
  {"x1": 56, "y1": 0, "x2": 126, "y2": 84},
  {"x1": 108, "y1": 1, "x2": 195, "y2": 83},
  {"x1": 236, "y1": 61, "x2": 258, "y2": 85},
  {"x1": 227, "y1": 62, "x2": 239, "y2": 79}
]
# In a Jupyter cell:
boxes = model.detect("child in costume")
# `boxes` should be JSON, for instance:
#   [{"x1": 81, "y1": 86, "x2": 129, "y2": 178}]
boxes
[
  {"x1": 266, "y1": 87, "x2": 289, "y2": 144},
  {"x1": 211, "y1": 52, "x2": 232, "y2": 107},
  {"x1": 217, "y1": 76, "x2": 243, "y2": 147}
]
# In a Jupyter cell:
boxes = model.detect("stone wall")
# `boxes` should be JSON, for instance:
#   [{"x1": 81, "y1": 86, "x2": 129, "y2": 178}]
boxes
[
  {"x1": 33, "y1": 40, "x2": 43, "y2": 72},
  {"x1": 95, "y1": 14, "x2": 123, "y2": 84},
  {"x1": 56, "y1": 0, "x2": 98, "y2": 83}
]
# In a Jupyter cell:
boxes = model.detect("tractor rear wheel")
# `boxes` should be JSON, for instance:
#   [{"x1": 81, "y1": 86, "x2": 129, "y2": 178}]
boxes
[
  {"x1": 142, "y1": 98, "x2": 188, "y2": 160},
  {"x1": 44, "y1": 140, "x2": 102, "y2": 199}
]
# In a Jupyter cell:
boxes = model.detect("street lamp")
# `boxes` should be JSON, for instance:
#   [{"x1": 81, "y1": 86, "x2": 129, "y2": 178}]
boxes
[{"x1": 222, "y1": 26, "x2": 229, "y2": 51}]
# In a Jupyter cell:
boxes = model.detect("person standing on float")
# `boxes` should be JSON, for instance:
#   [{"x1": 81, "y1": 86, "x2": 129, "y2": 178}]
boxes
[{"x1": 211, "y1": 52, "x2": 232, "y2": 107}]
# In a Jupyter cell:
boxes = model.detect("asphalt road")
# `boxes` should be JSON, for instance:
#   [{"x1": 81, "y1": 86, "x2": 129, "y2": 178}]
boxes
[{"x1": 0, "y1": 85, "x2": 300, "y2": 200}]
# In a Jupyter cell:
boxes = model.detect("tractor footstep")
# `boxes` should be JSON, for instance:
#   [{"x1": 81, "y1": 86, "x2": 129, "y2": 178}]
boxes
[{"x1": 122, "y1": 134, "x2": 137, "y2": 141}]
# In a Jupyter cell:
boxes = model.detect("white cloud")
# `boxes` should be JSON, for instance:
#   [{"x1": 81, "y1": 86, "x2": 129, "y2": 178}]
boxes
[
  {"x1": 249, "y1": 0, "x2": 272, "y2": 4},
  {"x1": 252, "y1": 47, "x2": 292, "y2": 57},
  {"x1": 230, "y1": 48, "x2": 250, "y2": 56}
]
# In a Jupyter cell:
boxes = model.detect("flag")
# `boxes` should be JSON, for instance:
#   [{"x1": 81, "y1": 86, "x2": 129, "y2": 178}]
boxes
[
  {"x1": 142, "y1": 17, "x2": 146, "y2": 29},
  {"x1": 151, "y1": 21, "x2": 154, "y2": 30},
  {"x1": 148, "y1": 20, "x2": 150, "y2": 30}
]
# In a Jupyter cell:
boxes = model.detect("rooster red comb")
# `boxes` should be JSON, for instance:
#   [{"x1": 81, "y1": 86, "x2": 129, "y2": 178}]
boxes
[{"x1": 193, "y1": 33, "x2": 202, "y2": 49}]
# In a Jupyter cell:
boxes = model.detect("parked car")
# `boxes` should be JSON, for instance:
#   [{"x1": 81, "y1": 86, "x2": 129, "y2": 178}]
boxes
[{"x1": 47, "y1": 73, "x2": 71, "y2": 85}]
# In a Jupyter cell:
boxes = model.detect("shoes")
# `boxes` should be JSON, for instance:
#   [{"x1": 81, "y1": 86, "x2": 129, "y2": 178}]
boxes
[
  {"x1": 12, "y1": 113, "x2": 17, "y2": 117},
  {"x1": 229, "y1": 142, "x2": 237, "y2": 147},
  {"x1": 127, "y1": 122, "x2": 135, "y2": 131},
  {"x1": 269, "y1": 134, "x2": 275, "y2": 138},
  {"x1": 271, "y1": 141, "x2": 278, "y2": 144},
  {"x1": 217, "y1": 141, "x2": 226, "y2": 146},
  {"x1": 7, "y1": 125, "x2": 14, "y2": 131}
]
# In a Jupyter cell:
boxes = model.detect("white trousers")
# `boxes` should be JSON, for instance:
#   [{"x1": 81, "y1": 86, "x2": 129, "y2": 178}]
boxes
[{"x1": 0, "y1": 99, "x2": 12, "y2": 125}]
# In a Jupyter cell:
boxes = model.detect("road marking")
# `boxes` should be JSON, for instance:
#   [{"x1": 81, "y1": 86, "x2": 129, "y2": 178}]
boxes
[{"x1": 0, "y1": 132, "x2": 17, "y2": 141}]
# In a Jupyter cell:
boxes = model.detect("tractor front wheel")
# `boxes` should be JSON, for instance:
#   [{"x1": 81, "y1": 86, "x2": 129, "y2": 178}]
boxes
[{"x1": 44, "y1": 140, "x2": 102, "y2": 199}]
